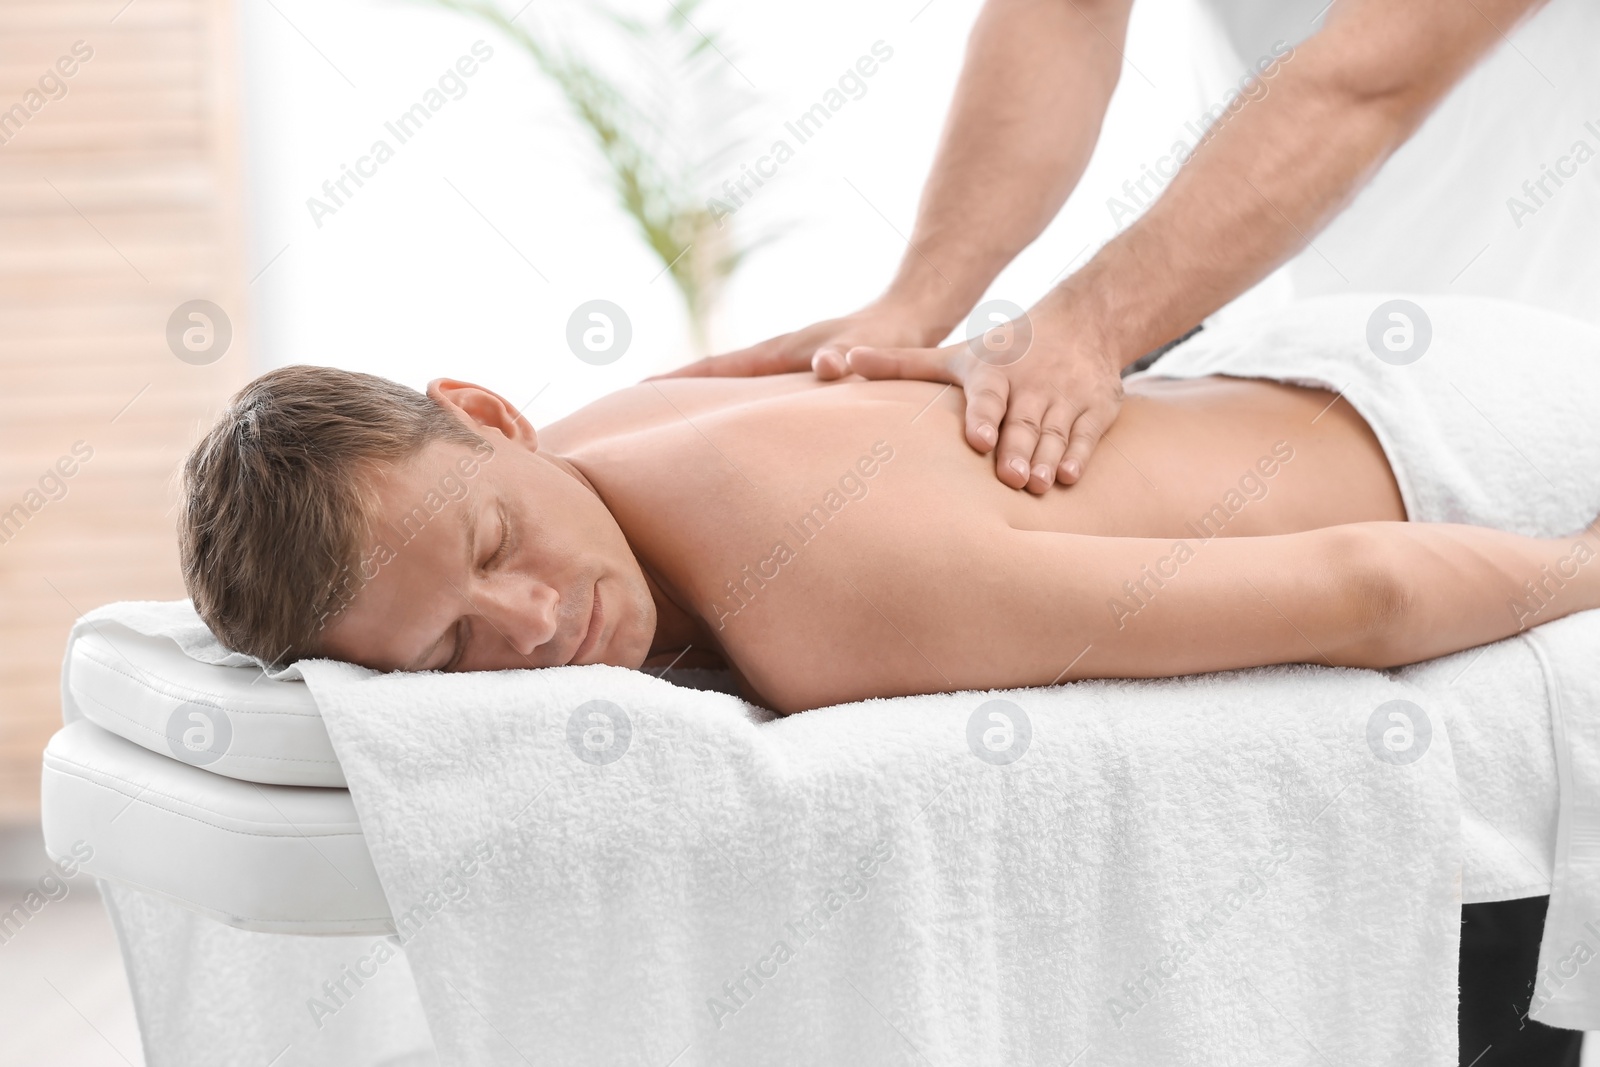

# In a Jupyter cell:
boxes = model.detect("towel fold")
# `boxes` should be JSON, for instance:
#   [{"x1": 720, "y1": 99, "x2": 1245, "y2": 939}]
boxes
[
  {"x1": 1525, "y1": 615, "x2": 1600, "y2": 1029},
  {"x1": 303, "y1": 655, "x2": 1466, "y2": 1066}
]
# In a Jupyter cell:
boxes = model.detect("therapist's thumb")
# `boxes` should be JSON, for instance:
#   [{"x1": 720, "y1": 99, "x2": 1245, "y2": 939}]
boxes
[{"x1": 843, "y1": 344, "x2": 961, "y2": 385}]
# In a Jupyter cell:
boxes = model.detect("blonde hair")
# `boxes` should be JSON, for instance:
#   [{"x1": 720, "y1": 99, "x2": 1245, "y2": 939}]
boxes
[{"x1": 179, "y1": 364, "x2": 486, "y2": 664}]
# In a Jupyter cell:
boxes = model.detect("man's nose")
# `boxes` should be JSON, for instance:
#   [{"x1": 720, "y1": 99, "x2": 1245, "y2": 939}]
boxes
[{"x1": 474, "y1": 577, "x2": 560, "y2": 660}]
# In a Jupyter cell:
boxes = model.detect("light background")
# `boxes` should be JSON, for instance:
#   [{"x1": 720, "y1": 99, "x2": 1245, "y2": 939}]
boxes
[
  {"x1": 6, "y1": 2, "x2": 1598, "y2": 1063},
  {"x1": 236, "y1": 0, "x2": 1289, "y2": 423}
]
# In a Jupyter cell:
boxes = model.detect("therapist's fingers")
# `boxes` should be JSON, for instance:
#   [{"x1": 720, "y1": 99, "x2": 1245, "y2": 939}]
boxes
[
  {"x1": 994, "y1": 388, "x2": 1053, "y2": 490},
  {"x1": 811, "y1": 348, "x2": 850, "y2": 379},
  {"x1": 1025, "y1": 402, "x2": 1073, "y2": 494},
  {"x1": 1058, "y1": 399, "x2": 1116, "y2": 485},
  {"x1": 848, "y1": 344, "x2": 1016, "y2": 458},
  {"x1": 958, "y1": 360, "x2": 1009, "y2": 456},
  {"x1": 840, "y1": 344, "x2": 964, "y2": 386}
]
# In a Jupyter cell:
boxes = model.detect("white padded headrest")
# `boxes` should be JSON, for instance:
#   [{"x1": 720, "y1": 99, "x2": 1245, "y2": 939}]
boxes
[
  {"x1": 42, "y1": 720, "x2": 386, "y2": 934},
  {"x1": 67, "y1": 622, "x2": 344, "y2": 787}
]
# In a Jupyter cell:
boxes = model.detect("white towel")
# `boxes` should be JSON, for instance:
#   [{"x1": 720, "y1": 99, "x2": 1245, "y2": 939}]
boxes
[
  {"x1": 1141, "y1": 292, "x2": 1600, "y2": 1027},
  {"x1": 70, "y1": 601, "x2": 1585, "y2": 1067},
  {"x1": 1135, "y1": 293, "x2": 1600, "y2": 536},
  {"x1": 73, "y1": 602, "x2": 1589, "y2": 1065},
  {"x1": 302, "y1": 655, "x2": 1467, "y2": 1066}
]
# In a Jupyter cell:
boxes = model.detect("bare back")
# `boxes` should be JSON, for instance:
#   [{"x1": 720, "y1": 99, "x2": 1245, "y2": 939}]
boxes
[{"x1": 539, "y1": 372, "x2": 1405, "y2": 709}]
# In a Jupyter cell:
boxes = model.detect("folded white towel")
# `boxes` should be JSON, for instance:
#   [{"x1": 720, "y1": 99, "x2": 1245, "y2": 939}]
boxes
[
  {"x1": 304, "y1": 655, "x2": 1466, "y2": 1066},
  {"x1": 1137, "y1": 293, "x2": 1600, "y2": 535},
  {"x1": 70, "y1": 596, "x2": 1582, "y2": 1066},
  {"x1": 68, "y1": 598, "x2": 1584, "y2": 1065}
]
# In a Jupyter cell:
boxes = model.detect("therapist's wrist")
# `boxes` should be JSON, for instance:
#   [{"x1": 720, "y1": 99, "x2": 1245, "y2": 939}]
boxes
[
  {"x1": 877, "y1": 260, "x2": 997, "y2": 347},
  {"x1": 1029, "y1": 278, "x2": 1139, "y2": 375},
  {"x1": 1035, "y1": 253, "x2": 1189, "y2": 372},
  {"x1": 867, "y1": 286, "x2": 968, "y2": 349}
]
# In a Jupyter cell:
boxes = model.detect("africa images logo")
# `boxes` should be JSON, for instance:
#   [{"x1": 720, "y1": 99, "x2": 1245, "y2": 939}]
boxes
[{"x1": 165, "y1": 702, "x2": 232, "y2": 766}]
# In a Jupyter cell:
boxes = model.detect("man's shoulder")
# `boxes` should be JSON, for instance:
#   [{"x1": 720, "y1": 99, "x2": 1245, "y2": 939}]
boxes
[{"x1": 543, "y1": 372, "x2": 825, "y2": 447}]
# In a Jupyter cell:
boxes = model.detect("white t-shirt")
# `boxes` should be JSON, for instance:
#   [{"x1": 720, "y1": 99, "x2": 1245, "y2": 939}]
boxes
[{"x1": 1195, "y1": 0, "x2": 1600, "y2": 326}]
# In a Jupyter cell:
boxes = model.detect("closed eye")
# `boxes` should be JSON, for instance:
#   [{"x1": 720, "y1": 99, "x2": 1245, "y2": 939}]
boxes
[
  {"x1": 445, "y1": 507, "x2": 510, "y2": 671},
  {"x1": 485, "y1": 505, "x2": 511, "y2": 569},
  {"x1": 441, "y1": 502, "x2": 508, "y2": 668}
]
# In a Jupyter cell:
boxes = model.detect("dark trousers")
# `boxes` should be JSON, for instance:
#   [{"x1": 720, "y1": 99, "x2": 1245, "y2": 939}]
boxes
[{"x1": 1460, "y1": 896, "x2": 1584, "y2": 1066}]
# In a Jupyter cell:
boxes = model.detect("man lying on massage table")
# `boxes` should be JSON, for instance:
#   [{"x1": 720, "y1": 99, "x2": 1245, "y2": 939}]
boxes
[{"x1": 177, "y1": 359, "x2": 1598, "y2": 715}]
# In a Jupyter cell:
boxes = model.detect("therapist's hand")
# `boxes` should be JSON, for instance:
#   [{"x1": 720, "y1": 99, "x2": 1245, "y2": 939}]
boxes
[
  {"x1": 649, "y1": 297, "x2": 952, "y2": 381},
  {"x1": 844, "y1": 304, "x2": 1126, "y2": 493}
]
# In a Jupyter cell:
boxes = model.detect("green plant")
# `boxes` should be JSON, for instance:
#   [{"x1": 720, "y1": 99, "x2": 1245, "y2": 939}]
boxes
[{"x1": 426, "y1": 0, "x2": 764, "y2": 353}]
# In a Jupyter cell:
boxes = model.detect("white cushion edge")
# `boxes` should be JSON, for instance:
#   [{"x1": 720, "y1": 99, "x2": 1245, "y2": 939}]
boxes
[{"x1": 41, "y1": 723, "x2": 390, "y2": 936}]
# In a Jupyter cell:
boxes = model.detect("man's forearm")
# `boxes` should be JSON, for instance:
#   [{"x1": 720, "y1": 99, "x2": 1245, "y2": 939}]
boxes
[
  {"x1": 881, "y1": 0, "x2": 1132, "y2": 336},
  {"x1": 1046, "y1": 0, "x2": 1546, "y2": 366}
]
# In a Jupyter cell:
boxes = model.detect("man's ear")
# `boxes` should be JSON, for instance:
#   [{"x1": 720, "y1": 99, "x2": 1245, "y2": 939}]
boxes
[{"x1": 427, "y1": 379, "x2": 538, "y2": 449}]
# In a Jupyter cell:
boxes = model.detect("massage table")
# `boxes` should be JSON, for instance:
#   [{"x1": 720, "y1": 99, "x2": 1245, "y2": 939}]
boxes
[{"x1": 38, "y1": 599, "x2": 1600, "y2": 1067}]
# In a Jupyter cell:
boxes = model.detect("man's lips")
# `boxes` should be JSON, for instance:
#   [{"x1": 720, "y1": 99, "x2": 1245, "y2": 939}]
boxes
[{"x1": 568, "y1": 581, "x2": 603, "y2": 665}]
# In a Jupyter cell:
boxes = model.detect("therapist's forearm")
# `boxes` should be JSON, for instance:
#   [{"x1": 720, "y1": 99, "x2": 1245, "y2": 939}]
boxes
[
  {"x1": 1047, "y1": 0, "x2": 1546, "y2": 366},
  {"x1": 1053, "y1": 67, "x2": 1410, "y2": 363},
  {"x1": 880, "y1": 0, "x2": 1132, "y2": 335}
]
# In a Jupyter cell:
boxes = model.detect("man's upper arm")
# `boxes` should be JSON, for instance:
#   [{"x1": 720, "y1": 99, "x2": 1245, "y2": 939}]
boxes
[
  {"x1": 940, "y1": 524, "x2": 1381, "y2": 686},
  {"x1": 748, "y1": 519, "x2": 1384, "y2": 712}
]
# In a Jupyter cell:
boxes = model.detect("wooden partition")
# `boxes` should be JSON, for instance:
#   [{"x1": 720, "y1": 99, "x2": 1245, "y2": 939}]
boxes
[{"x1": 0, "y1": 0, "x2": 248, "y2": 823}]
